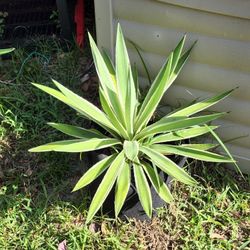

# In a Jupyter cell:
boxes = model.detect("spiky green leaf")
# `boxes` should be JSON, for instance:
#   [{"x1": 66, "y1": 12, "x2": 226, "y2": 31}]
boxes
[
  {"x1": 99, "y1": 87, "x2": 129, "y2": 139},
  {"x1": 131, "y1": 64, "x2": 140, "y2": 98},
  {"x1": 135, "y1": 52, "x2": 173, "y2": 132},
  {"x1": 138, "y1": 113, "x2": 226, "y2": 139},
  {"x1": 29, "y1": 138, "x2": 120, "y2": 152},
  {"x1": 205, "y1": 125, "x2": 243, "y2": 176},
  {"x1": 182, "y1": 143, "x2": 218, "y2": 151},
  {"x1": 115, "y1": 162, "x2": 131, "y2": 217},
  {"x1": 170, "y1": 41, "x2": 196, "y2": 81},
  {"x1": 86, "y1": 151, "x2": 125, "y2": 223},
  {"x1": 32, "y1": 82, "x2": 118, "y2": 136},
  {"x1": 73, "y1": 154, "x2": 117, "y2": 192},
  {"x1": 133, "y1": 163, "x2": 152, "y2": 218},
  {"x1": 47, "y1": 123, "x2": 106, "y2": 139},
  {"x1": 88, "y1": 33, "x2": 126, "y2": 127},
  {"x1": 140, "y1": 146, "x2": 197, "y2": 185},
  {"x1": 169, "y1": 88, "x2": 236, "y2": 118},
  {"x1": 101, "y1": 50, "x2": 116, "y2": 87},
  {"x1": 116, "y1": 23, "x2": 130, "y2": 107},
  {"x1": 142, "y1": 161, "x2": 173, "y2": 203},
  {"x1": 152, "y1": 144, "x2": 234, "y2": 162},
  {"x1": 0, "y1": 48, "x2": 15, "y2": 55},
  {"x1": 151, "y1": 126, "x2": 218, "y2": 144},
  {"x1": 116, "y1": 24, "x2": 137, "y2": 136},
  {"x1": 135, "y1": 36, "x2": 195, "y2": 132},
  {"x1": 125, "y1": 68, "x2": 138, "y2": 137}
]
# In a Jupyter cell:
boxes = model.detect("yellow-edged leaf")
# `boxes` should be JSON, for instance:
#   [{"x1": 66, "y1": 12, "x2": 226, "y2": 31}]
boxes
[
  {"x1": 86, "y1": 151, "x2": 125, "y2": 223},
  {"x1": 73, "y1": 154, "x2": 117, "y2": 192},
  {"x1": 142, "y1": 161, "x2": 173, "y2": 203},
  {"x1": 133, "y1": 163, "x2": 152, "y2": 218},
  {"x1": 29, "y1": 138, "x2": 120, "y2": 152},
  {"x1": 115, "y1": 162, "x2": 131, "y2": 217},
  {"x1": 140, "y1": 146, "x2": 197, "y2": 185},
  {"x1": 152, "y1": 144, "x2": 234, "y2": 163}
]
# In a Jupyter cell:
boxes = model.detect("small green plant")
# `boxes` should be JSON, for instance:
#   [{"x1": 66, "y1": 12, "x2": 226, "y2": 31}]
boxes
[
  {"x1": 29, "y1": 24, "x2": 236, "y2": 223},
  {"x1": 50, "y1": 10, "x2": 61, "y2": 29},
  {"x1": 0, "y1": 12, "x2": 8, "y2": 38},
  {"x1": 0, "y1": 104, "x2": 24, "y2": 139}
]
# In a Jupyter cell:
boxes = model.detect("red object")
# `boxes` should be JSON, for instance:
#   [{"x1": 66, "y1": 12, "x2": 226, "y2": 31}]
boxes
[{"x1": 74, "y1": 0, "x2": 85, "y2": 47}]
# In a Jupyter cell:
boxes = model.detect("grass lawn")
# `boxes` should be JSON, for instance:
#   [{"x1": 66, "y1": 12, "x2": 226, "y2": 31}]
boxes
[{"x1": 0, "y1": 38, "x2": 249, "y2": 250}]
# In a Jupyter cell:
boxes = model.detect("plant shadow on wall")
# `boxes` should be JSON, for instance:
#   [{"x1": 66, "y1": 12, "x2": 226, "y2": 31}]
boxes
[{"x1": 29, "y1": 23, "x2": 242, "y2": 223}]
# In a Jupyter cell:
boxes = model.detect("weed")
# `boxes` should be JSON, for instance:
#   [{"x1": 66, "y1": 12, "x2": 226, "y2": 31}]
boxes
[{"x1": 0, "y1": 11, "x2": 8, "y2": 38}]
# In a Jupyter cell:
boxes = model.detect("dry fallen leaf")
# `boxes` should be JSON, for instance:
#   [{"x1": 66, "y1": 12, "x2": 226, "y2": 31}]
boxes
[
  {"x1": 89, "y1": 222, "x2": 100, "y2": 233},
  {"x1": 101, "y1": 221, "x2": 108, "y2": 235},
  {"x1": 210, "y1": 232, "x2": 225, "y2": 240},
  {"x1": 58, "y1": 240, "x2": 67, "y2": 250},
  {"x1": 25, "y1": 168, "x2": 33, "y2": 176}
]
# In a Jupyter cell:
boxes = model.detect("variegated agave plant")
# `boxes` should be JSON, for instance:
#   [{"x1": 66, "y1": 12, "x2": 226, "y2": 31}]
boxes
[{"x1": 29, "y1": 24, "x2": 236, "y2": 223}]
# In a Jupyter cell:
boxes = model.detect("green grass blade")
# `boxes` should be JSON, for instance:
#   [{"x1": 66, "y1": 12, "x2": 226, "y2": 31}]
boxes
[
  {"x1": 152, "y1": 144, "x2": 234, "y2": 163},
  {"x1": 133, "y1": 163, "x2": 152, "y2": 218},
  {"x1": 86, "y1": 151, "x2": 125, "y2": 223},
  {"x1": 47, "y1": 123, "x2": 107, "y2": 139},
  {"x1": 151, "y1": 125, "x2": 218, "y2": 144},
  {"x1": 29, "y1": 138, "x2": 120, "y2": 152},
  {"x1": 169, "y1": 88, "x2": 236, "y2": 118},
  {"x1": 115, "y1": 162, "x2": 131, "y2": 217},
  {"x1": 142, "y1": 161, "x2": 173, "y2": 203},
  {"x1": 138, "y1": 113, "x2": 226, "y2": 139},
  {"x1": 140, "y1": 146, "x2": 197, "y2": 185},
  {"x1": 72, "y1": 154, "x2": 117, "y2": 192}
]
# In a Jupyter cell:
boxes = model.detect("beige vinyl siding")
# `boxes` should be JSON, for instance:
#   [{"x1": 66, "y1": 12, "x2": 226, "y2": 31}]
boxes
[
  {"x1": 157, "y1": 0, "x2": 250, "y2": 19},
  {"x1": 94, "y1": 0, "x2": 250, "y2": 173}
]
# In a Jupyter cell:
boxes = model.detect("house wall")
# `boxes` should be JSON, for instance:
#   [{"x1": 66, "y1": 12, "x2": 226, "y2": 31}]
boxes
[{"x1": 94, "y1": 0, "x2": 250, "y2": 173}]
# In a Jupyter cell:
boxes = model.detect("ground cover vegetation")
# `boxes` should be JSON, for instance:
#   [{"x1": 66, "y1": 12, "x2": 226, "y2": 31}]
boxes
[{"x1": 0, "y1": 36, "x2": 249, "y2": 249}]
